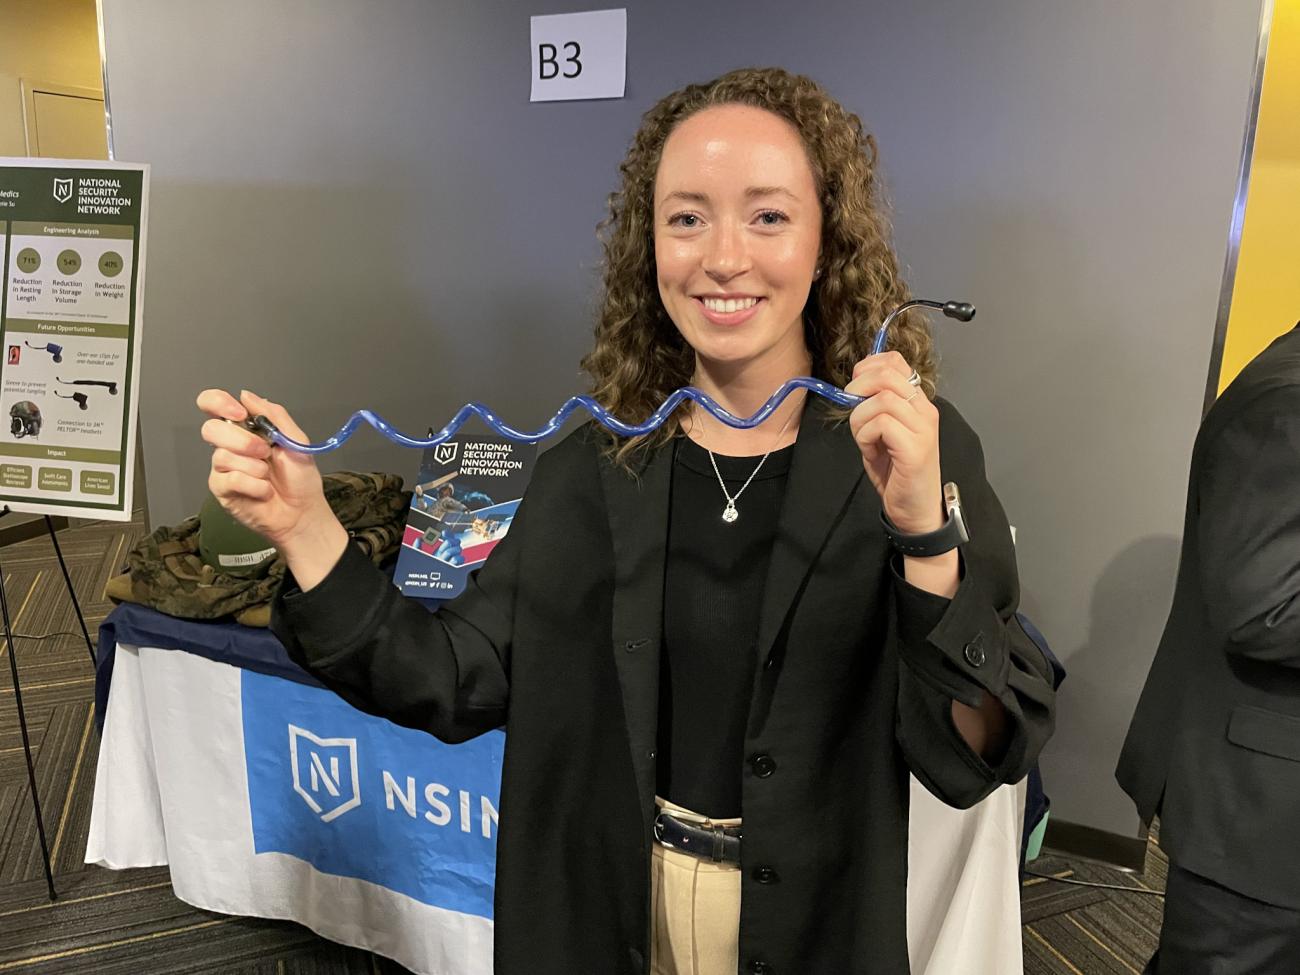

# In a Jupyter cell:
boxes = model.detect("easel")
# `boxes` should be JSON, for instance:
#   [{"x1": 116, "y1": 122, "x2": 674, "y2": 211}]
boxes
[{"x1": 1, "y1": 506, "x2": 96, "y2": 901}]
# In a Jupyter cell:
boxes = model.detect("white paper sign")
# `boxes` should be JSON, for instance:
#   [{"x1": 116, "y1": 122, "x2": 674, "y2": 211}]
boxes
[{"x1": 530, "y1": 9, "x2": 626, "y2": 102}]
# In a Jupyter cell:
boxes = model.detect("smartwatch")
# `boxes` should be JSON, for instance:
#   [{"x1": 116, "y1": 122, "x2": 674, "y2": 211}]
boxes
[{"x1": 880, "y1": 482, "x2": 970, "y2": 557}]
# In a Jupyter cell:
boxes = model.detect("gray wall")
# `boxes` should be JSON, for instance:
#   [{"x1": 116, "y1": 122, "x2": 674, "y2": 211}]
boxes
[{"x1": 102, "y1": 0, "x2": 1262, "y2": 837}]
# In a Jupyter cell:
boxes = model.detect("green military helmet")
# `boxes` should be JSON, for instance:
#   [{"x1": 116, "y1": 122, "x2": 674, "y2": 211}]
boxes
[
  {"x1": 9, "y1": 401, "x2": 42, "y2": 439},
  {"x1": 197, "y1": 494, "x2": 279, "y2": 579}
]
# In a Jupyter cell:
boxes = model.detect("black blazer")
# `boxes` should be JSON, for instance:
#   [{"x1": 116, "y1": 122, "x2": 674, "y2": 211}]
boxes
[
  {"x1": 1117, "y1": 324, "x2": 1300, "y2": 909},
  {"x1": 273, "y1": 396, "x2": 1056, "y2": 974}
]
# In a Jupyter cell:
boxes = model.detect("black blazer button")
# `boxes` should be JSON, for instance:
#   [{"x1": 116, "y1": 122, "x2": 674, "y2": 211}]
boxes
[
  {"x1": 750, "y1": 754, "x2": 776, "y2": 778},
  {"x1": 963, "y1": 638, "x2": 986, "y2": 668},
  {"x1": 749, "y1": 961, "x2": 773, "y2": 974},
  {"x1": 753, "y1": 865, "x2": 779, "y2": 884}
]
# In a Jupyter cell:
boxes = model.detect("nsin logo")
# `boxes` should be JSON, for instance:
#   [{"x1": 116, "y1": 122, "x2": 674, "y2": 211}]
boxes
[{"x1": 289, "y1": 725, "x2": 361, "y2": 822}]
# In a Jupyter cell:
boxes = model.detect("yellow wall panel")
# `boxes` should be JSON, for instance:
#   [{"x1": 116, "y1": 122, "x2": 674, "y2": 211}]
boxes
[{"x1": 1218, "y1": 0, "x2": 1300, "y2": 392}]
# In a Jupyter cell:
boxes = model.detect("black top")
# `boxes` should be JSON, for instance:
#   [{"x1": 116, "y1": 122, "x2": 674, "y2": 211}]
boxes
[
  {"x1": 657, "y1": 435, "x2": 794, "y2": 818},
  {"x1": 271, "y1": 398, "x2": 1055, "y2": 975},
  {"x1": 1117, "y1": 323, "x2": 1300, "y2": 910}
]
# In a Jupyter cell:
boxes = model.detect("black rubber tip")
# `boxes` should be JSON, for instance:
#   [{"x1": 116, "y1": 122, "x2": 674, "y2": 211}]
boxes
[{"x1": 941, "y1": 301, "x2": 976, "y2": 322}]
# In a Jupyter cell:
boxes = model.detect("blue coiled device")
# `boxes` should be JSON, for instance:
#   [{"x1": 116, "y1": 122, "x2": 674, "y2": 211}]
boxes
[{"x1": 248, "y1": 299, "x2": 974, "y2": 453}]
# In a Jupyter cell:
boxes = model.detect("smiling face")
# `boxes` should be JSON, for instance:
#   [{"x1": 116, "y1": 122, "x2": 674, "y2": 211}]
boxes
[{"x1": 653, "y1": 104, "x2": 822, "y2": 383}]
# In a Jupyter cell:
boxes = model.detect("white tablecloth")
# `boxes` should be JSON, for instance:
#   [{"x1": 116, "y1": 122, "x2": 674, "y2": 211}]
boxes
[
  {"x1": 87, "y1": 643, "x2": 1024, "y2": 974},
  {"x1": 86, "y1": 645, "x2": 494, "y2": 975}
]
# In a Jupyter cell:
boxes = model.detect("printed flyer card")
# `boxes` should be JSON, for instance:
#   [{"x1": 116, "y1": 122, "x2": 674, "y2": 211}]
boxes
[
  {"x1": 0, "y1": 158, "x2": 149, "y2": 519},
  {"x1": 394, "y1": 434, "x2": 537, "y2": 599}
]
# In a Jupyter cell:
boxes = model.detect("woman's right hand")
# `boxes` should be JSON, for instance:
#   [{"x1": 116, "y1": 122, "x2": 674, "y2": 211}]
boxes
[{"x1": 197, "y1": 389, "x2": 337, "y2": 552}]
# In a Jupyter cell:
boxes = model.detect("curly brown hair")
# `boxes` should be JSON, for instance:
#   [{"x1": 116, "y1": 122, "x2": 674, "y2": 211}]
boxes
[{"x1": 580, "y1": 66, "x2": 936, "y2": 470}]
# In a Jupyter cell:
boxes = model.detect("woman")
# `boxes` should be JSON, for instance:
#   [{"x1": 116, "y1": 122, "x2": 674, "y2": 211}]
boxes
[{"x1": 199, "y1": 68, "x2": 1054, "y2": 975}]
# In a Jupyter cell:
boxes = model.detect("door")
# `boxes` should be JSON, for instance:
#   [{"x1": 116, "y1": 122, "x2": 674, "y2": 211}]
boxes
[{"x1": 21, "y1": 80, "x2": 108, "y2": 159}]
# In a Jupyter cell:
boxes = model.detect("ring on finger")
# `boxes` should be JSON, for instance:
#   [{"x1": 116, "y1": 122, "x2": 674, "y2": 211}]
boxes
[
  {"x1": 905, "y1": 388, "x2": 923, "y2": 403},
  {"x1": 906, "y1": 369, "x2": 922, "y2": 387}
]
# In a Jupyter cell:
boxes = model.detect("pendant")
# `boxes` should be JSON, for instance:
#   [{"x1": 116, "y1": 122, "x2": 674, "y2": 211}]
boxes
[{"x1": 722, "y1": 501, "x2": 739, "y2": 523}]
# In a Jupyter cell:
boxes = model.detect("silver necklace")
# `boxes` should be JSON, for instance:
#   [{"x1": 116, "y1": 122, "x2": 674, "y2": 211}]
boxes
[{"x1": 704, "y1": 404, "x2": 797, "y2": 524}]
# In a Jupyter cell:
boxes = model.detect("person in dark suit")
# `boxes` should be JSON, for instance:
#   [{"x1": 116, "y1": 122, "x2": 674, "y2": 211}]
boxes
[
  {"x1": 199, "y1": 67, "x2": 1055, "y2": 974},
  {"x1": 1117, "y1": 323, "x2": 1300, "y2": 973}
]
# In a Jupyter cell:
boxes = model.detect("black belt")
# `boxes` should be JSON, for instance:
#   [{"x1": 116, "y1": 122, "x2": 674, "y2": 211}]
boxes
[{"x1": 653, "y1": 812, "x2": 742, "y2": 865}]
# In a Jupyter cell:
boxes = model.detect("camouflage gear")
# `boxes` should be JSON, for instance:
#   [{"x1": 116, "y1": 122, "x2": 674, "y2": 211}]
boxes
[{"x1": 105, "y1": 471, "x2": 410, "y2": 628}]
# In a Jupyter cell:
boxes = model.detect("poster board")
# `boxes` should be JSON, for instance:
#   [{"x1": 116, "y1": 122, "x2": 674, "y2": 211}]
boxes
[{"x1": 0, "y1": 158, "x2": 148, "y2": 519}]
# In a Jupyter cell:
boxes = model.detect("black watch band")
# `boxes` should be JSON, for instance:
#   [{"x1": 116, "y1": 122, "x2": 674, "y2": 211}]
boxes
[{"x1": 880, "y1": 482, "x2": 970, "y2": 557}]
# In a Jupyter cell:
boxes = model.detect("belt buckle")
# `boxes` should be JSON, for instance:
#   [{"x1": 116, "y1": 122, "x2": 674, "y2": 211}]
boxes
[{"x1": 653, "y1": 811, "x2": 700, "y2": 846}]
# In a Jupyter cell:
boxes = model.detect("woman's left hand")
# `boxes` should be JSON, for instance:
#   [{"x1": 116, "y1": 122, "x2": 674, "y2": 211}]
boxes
[{"x1": 845, "y1": 351, "x2": 945, "y2": 535}]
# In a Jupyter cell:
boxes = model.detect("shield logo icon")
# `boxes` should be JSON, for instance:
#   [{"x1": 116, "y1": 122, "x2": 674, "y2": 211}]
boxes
[
  {"x1": 434, "y1": 442, "x2": 459, "y2": 466},
  {"x1": 288, "y1": 725, "x2": 361, "y2": 822},
  {"x1": 52, "y1": 178, "x2": 73, "y2": 204}
]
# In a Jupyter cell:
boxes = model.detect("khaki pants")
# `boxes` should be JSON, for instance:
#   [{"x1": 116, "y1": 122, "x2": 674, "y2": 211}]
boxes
[{"x1": 650, "y1": 798, "x2": 742, "y2": 975}]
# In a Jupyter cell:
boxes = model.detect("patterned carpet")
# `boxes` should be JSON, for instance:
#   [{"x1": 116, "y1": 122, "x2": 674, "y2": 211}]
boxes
[
  {"x1": 0, "y1": 512, "x2": 1165, "y2": 973},
  {"x1": 1022, "y1": 842, "x2": 1165, "y2": 974}
]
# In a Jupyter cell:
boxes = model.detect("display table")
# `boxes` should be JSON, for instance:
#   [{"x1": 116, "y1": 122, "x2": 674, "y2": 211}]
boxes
[
  {"x1": 85, "y1": 603, "x2": 1025, "y2": 975},
  {"x1": 86, "y1": 603, "x2": 498, "y2": 975}
]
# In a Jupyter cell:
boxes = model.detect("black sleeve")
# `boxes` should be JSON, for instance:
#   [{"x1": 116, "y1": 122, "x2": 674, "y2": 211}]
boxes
[
  {"x1": 1197, "y1": 384, "x2": 1300, "y2": 667},
  {"x1": 269, "y1": 470, "x2": 534, "y2": 744},
  {"x1": 892, "y1": 398, "x2": 1057, "y2": 809}
]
